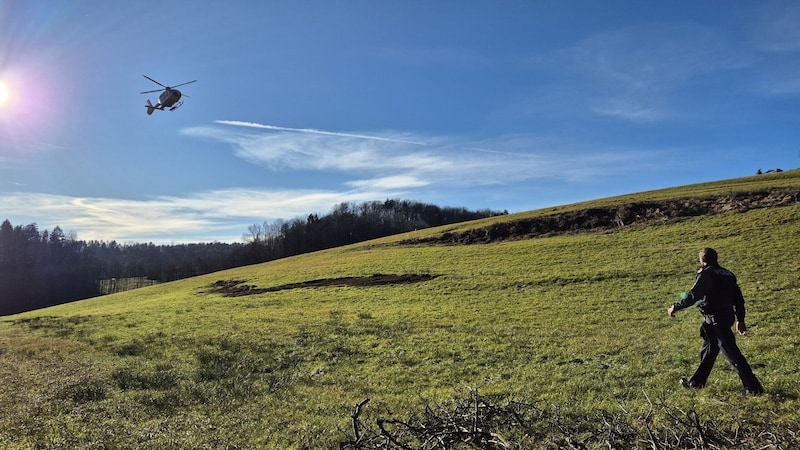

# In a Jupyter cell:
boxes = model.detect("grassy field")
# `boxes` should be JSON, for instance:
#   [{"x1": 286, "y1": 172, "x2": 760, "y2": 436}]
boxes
[{"x1": 1, "y1": 171, "x2": 799, "y2": 448}]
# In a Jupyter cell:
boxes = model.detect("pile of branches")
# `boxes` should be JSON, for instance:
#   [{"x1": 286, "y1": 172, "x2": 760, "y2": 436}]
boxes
[{"x1": 339, "y1": 389, "x2": 799, "y2": 449}]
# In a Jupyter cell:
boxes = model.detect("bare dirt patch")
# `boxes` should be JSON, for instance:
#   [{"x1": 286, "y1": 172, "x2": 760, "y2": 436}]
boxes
[{"x1": 201, "y1": 273, "x2": 440, "y2": 297}]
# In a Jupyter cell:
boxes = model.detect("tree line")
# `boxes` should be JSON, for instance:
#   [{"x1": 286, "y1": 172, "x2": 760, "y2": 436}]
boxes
[
  {"x1": 240, "y1": 200, "x2": 505, "y2": 261},
  {"x1": 1, "y1": 199, "x2": 505, "y2": 315}
]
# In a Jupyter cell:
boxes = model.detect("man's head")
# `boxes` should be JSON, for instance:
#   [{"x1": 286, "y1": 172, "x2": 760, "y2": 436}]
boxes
[{"x1": 699, "y1": 247, "x2": 718, "y2": 266}]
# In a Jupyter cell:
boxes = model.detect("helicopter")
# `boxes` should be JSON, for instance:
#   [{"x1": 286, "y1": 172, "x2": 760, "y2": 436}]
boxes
[{"x1": 140, "y1": 75, "x2": 196, "y2": 115}]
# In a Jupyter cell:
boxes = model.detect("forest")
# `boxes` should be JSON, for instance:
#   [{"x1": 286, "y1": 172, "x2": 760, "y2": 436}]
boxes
[{"x1": 1, "y1": 199, "x2": 505, "y2": 315}]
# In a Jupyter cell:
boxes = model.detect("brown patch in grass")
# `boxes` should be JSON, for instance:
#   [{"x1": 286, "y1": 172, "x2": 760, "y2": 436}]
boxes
[{"x1": 201, "y1": 273, "x2": 440, "y2": 297}]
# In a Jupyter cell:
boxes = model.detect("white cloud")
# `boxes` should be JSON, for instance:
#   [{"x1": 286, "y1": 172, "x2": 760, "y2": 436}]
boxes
[{"x1": 346, "y1": 175, "x2": 431, "y2": 190}]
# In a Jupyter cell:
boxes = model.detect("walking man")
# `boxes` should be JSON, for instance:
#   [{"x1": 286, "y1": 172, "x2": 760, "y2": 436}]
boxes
[{"x1": 667, "y1": 248, "x2": 764, "y2": 395}]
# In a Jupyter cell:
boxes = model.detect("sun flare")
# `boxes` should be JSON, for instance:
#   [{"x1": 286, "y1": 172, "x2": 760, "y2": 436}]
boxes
[{"x1": 0, "y1": 82, "x2": 9, "y2": 105}]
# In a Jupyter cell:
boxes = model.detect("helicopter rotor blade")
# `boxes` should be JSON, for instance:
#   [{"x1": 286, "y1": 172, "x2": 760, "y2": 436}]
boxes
[
  {"x1": 142, "y1": 75, "x2": 167, "y2": 88},
  {"x1": 171, "y1": 80, "x2": 197, "y2": 89},
  {"x1": 140, "y1": 88, "x2": 166, "y2": 94}
]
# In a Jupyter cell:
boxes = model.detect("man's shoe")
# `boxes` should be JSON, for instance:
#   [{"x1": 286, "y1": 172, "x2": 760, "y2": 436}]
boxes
[
  {"x1": 745, "y1": 387, "x2": 765, "y2": 396},
  {"x1": 679, "y1": 377, "x2": 703, "y2": 390}
]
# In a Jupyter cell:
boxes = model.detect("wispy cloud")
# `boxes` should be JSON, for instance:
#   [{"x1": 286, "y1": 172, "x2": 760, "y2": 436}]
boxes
[
  {"x1": 538, "y1": 22, "x2": 752, "y2": 122},
  {"x1": 188, "y1": 120, "x2": 658, "y2": 187},
  {"x1": 346, "y1": 175, "x2": 430, "y2": 190}
]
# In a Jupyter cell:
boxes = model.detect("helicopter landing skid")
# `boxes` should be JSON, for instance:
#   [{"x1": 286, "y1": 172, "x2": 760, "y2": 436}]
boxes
[{"x1": 169, "y1": 100, "x2": 184, "y2": 111}]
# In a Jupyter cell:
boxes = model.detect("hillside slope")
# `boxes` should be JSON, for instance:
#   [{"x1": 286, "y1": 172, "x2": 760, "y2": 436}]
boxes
[
  {"x1": 407, "y1": 183, "x2": 799, "y2": 245},
  {"x1": 1, "y1": 170, "x2": 798, "y2": 449},
  {"x1": 386, "y1": 168, "x2": 793, "y2": 237}
]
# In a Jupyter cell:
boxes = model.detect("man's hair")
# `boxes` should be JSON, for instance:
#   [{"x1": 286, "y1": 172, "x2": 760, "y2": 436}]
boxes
[{"x1": 699, "y1": 247, "x2": 718, "y2": 265}]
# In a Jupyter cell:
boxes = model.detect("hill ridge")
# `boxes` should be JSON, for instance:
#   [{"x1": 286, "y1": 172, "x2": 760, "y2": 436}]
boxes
[{"x1": 401, "y1": 187, "x2": 800, "y2": 245}]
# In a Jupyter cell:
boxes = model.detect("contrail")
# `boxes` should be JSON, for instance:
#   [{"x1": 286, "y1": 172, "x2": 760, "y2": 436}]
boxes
[
  {"x1": 215, "y1": 120, "x2": 428, "y2": 146},
  {"x1": 215, "y1": 120, "x2": 539, "y2": 158}
]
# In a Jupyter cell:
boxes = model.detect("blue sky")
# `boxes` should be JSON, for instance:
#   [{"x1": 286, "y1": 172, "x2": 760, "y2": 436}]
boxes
[{"x1": 1, "y1": 1, "x2": 798, "y2": 244}]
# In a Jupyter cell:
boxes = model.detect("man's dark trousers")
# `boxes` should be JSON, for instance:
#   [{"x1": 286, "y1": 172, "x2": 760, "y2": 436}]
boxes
[{"x1": 689, "y1": 321, "x2": 764, "y2": 393}]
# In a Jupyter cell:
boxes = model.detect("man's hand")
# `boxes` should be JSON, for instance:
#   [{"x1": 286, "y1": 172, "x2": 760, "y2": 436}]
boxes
[
  {"x1": 737, "y1": 321, "x2": 748, "y2": 336},
  {"x1": 667, "y1": 305, "x2": 676, "y2": 317}
]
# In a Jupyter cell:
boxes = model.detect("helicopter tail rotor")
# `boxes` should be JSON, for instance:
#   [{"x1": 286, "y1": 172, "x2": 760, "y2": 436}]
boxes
[{"x1": 145, "y1": 100, "x2": 156, "y2": 115}]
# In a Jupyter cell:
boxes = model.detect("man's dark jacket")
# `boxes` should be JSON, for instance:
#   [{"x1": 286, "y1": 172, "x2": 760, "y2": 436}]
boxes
[{"x1": 672, "y1": 264, "x2": 746, "y2": 326}]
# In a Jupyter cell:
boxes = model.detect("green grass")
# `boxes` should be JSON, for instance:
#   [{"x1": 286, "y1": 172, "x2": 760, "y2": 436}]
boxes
[{"x1": 1, "y1": 171, "x2": 799, "y2": 448}]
